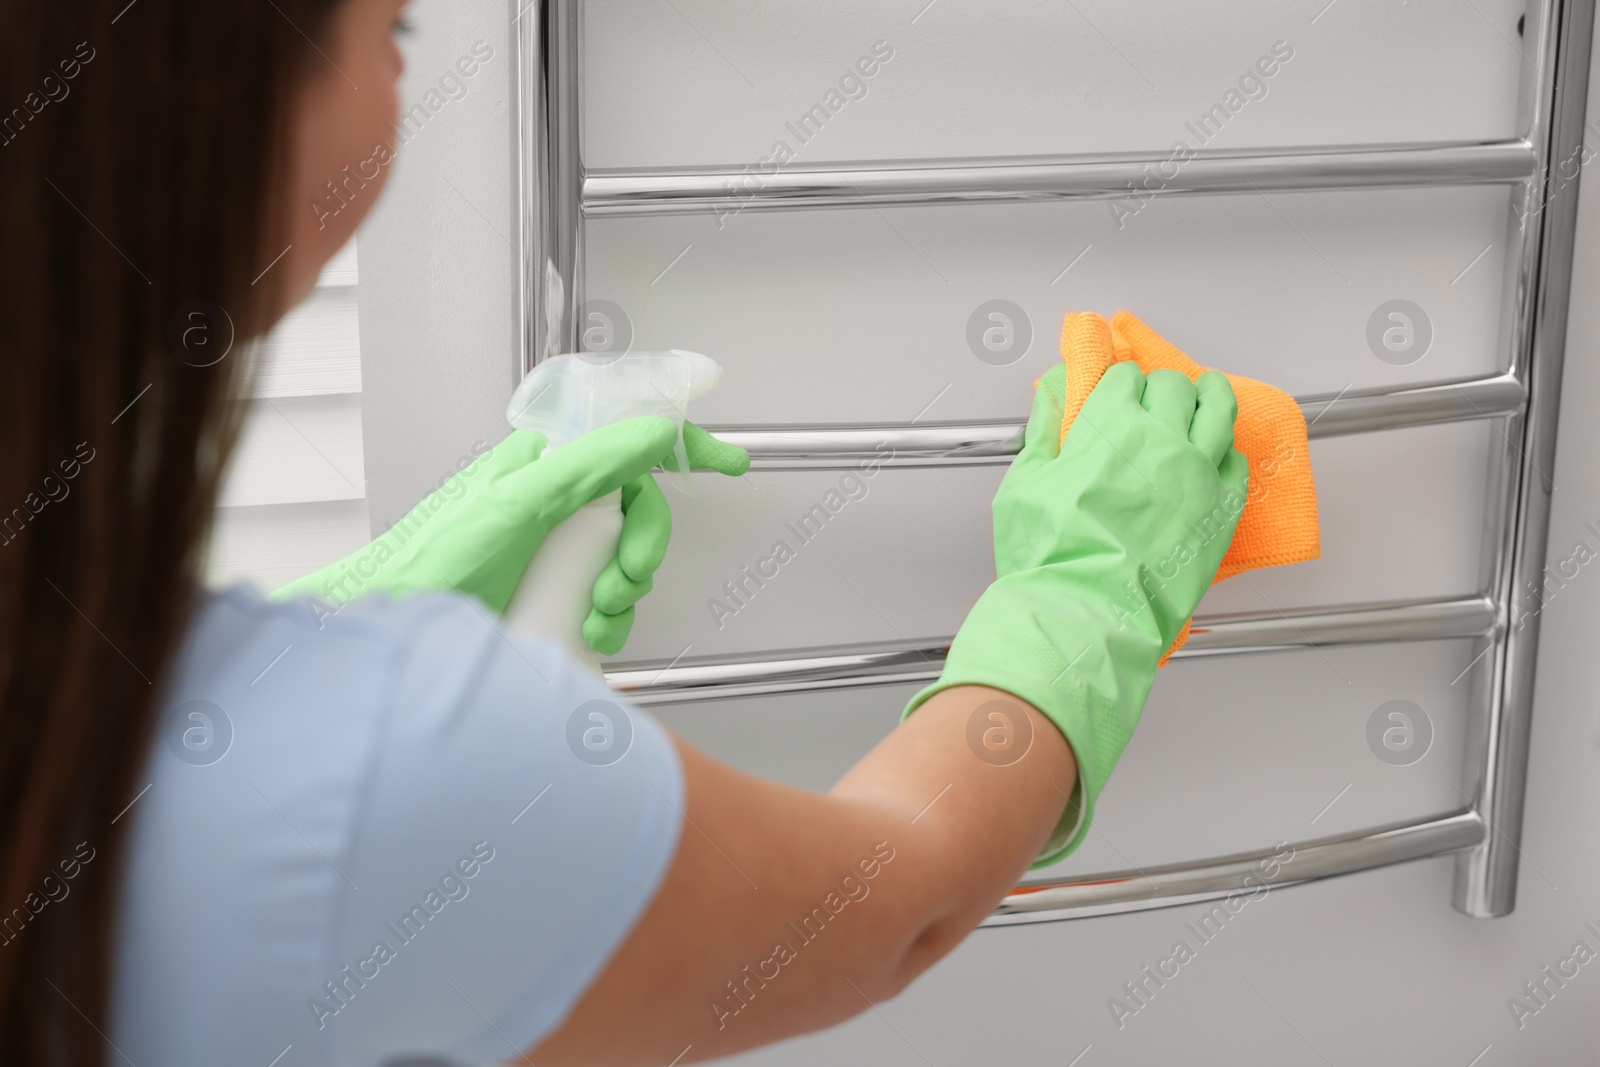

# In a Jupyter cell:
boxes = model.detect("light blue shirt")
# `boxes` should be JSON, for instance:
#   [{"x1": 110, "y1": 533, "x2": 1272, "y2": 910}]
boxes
[{"x1": 109, "y1": 583, "x2": 684, "y2": 1067}]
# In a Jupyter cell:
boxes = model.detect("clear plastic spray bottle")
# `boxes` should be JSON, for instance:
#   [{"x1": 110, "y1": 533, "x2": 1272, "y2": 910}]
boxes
[{"x1": 502, "y1": 349, "x2": 723, "y2": 670}]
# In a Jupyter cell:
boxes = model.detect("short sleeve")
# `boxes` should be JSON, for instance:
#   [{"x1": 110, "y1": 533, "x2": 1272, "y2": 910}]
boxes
[{"x1": 322, "y1": 597, "x2": 684, "y2": 1067}]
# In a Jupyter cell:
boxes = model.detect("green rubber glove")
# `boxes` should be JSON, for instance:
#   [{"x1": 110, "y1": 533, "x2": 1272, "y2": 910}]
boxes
[
  {"x1": 903, "y1": 356, "x2": 1248, "y2": 868},
  {"x1": 268, "y1": 418, "x2": 750, "y2": 655}
]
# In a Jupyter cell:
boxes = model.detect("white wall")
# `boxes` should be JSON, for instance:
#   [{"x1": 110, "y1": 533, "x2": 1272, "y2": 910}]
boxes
[{"x1": 357, "y1": 1, "x2": 1600, "y2": 1062}]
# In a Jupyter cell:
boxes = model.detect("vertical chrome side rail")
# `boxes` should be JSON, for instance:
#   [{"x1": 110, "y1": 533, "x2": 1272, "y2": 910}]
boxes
[
  {"x1": 515, "y1": 0, "x2": 584, "y2": 376},
  {"x1": 1455, "y1": 0, "x2": 1595, "y2": 917}
]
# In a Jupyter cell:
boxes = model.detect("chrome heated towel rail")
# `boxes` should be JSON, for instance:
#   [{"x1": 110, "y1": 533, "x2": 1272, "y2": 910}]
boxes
[{"x1": 514, "y1": 0, "x2": 1594, "y2": 923}]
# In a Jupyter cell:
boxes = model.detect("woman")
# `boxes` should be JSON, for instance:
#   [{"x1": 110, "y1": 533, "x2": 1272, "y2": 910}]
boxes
[{"x1": 0, "y1": 1, "x2": 1245, "y2": 1063}]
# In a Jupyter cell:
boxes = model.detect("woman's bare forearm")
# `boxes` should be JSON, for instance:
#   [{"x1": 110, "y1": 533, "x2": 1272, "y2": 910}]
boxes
[
  {"x1": 531, "y1": 684, "x2": 1076, "y2": 1065},
  {"x1": 827, "y1": 684, "x2": 1077, "y2": 989}
]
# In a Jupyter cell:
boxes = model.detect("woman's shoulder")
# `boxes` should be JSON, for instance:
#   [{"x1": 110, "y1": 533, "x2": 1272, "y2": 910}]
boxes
[
  {"x1": 176, "y1": 582, "x2": 513, "y2": 694},
  {"x1": 114, "y1": 581, "x2": 684, "y2": 1067},
  {"x1": 157, "y1": 583, "x2": 605, "y2": 800},
  {"x1": 200, "y1": 580, "x2": 488, "y2": 646}
]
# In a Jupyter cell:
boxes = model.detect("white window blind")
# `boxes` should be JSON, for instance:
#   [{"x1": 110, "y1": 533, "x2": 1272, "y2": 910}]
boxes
[{"x1": 207, "y1": 240, "x2": 371, "y2": 591}]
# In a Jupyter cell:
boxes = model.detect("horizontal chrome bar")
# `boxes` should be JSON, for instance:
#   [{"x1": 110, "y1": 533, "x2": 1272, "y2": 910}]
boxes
[
  {"x1": 1298, "y1": 371, "x2": 1525, "y2": 437},
  {"x1": 1182, "y1": 594, "x2": 1496, "y2": 656},
  {"x1": 985, "y1": 808, "x2": 1485, "y2": 925},
  {"x1": 584, "y1": 139, "x2": 1538, "y2": 216},
  {"x1": 710, "y1": 372, "x2": 1526, "y2": 470},
  {"x1": 608, "y1": 595, "x2": 1496, "y2": 704}
]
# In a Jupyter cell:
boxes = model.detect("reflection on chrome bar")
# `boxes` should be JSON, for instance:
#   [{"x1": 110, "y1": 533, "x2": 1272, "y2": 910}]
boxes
[
  {"x1": 585, "y1": 140, "x2": 1539, "y2": 216},
  {"x1": 705, "y1": 373, "x2": 1525, "y2": 471},
  {"x1": 607, "y1": 596, "x2": 1496, "y2": 704}
]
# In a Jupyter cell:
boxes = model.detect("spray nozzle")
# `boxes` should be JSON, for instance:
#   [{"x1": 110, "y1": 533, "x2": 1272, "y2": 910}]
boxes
[{"x1": 506, "y1": 349, "x2": 724, "y2": 493}]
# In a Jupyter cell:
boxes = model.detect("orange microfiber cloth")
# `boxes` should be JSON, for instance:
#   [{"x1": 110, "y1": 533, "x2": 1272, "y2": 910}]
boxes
[{"x1": 1056, "y1": 310, "x2": 1320, "y2": 663}]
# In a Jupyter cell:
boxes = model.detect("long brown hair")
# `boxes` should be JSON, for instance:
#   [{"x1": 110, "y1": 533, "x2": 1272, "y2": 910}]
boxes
[{"x1": 0, "y1": 1, "x2": 343, "y2": 1060}]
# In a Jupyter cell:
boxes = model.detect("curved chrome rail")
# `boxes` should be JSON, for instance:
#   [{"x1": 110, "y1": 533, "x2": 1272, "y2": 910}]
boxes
[
  {"x1": 709, "y1": 373, "x2": 1525, "y2": 471},
  {"x1": 607, "y1": 596, "x2": 1496, "y2": 705},
  {"x1": 585, "y1": 140, "x2": 1538, "y2": 216},
  {"x1": 985, "y1": 809, "x2": 1486, "y2": 925}
]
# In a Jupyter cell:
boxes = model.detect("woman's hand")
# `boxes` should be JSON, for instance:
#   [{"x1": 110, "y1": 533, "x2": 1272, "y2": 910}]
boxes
[
  {"x1": 581, "y1": 421, "x2": 752, "y2": 653},
  {"x1": 268, "y1": 417, "x2": 749, "y2": 654},
  {"x1": 902, "y1": 313, "x2": 1248, "y2": 865}
]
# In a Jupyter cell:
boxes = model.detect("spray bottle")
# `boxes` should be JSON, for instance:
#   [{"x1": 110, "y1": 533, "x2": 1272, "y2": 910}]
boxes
[{"x1": 502, "y1": 349, "x2": 723, "y2": 670}]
